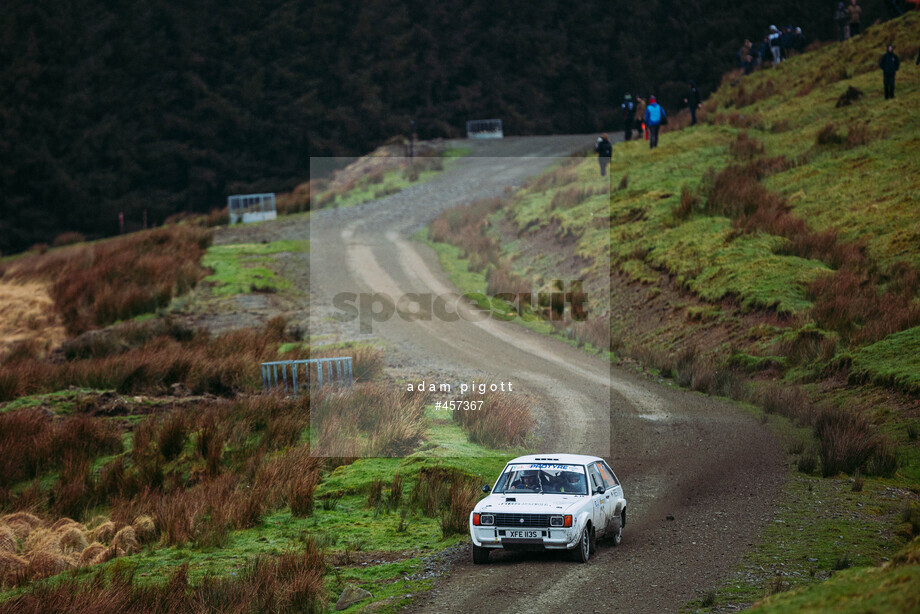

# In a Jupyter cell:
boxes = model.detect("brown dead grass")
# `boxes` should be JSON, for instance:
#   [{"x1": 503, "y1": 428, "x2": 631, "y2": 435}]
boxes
[
  {"x1": 0, "y1": 316, "x2": 298, "y2": 402},
  {"x1": 2, "y1": 547, "x2": 327, "y2": 613},
  {"x1": 0, "y1": 410, "x2": 123, "y2": 491},
  {"x1": 0, "y1": 526, "x2": 16, "y2": 554},
  {"x1": 22, "y1": 529, "x2": 59, "y2": 554},
  {"x1": 58, "y1": 528, "x2": 87, "y2": 554},
  {"x1": 0, "y1": 281, "x2": 66, "y2": 360},
  {"x1": 25, "y1": 549, "x2": 72, "y2": 581},
  {"x1": 89, "y1": 521, "x2": 116, "y2": 544},
  {"x1": 78, "y1": 542, "x2": 105, "y2": 566},
  {"x1": 0, "y1": 513, "x2": 41, "y2": 540},
  {"x1": 451, "y1": 389, "x2": 533, "y2": 449},
  {"x1": 0, "y1": 226, "x2": 211, "y2": 336},
  {"x1": 112, "y1": 526, "x2": 138, "y2": 555},
  {"x1": 0, "y1": 552, "x2": 27, "y2": 587},
  {"x1": 132, "y1": 515, "x2": 156, "y2": 544},
  {"x1": 49, "y1": 518, "x2": 82, "y2": 533},
  {"x1": 309, "y1": 384, "x2": 427, "y2": 457}
]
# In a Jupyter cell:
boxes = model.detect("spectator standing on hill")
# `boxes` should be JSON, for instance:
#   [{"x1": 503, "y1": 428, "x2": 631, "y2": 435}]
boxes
[
  {"x1": 760, "y1": 36, "x2": 774, "y2": 67},
  {"x1": 885, "y1": 0, "x2": 903, "y2": 18},
  {"x1": 847, "y1": 0, "x2": 863, "y2": 37},
  {"x1": 684, "y1": 81, "x2": 701, "y2": 126},
  {"x1": 879, "y1": 44, "x2": 900, "y2": 99},
  {"x1": 780, "y1": 26, "x2": 795, "y2": 60},
  {"x1": 768, "y1": 26, "x2": 782, "y2": 66},
  {"x1": 793, "y1": 27, "x2": 807, "y2": 54},
  {"x1": 738, "y1": 39, "x2": 753, "y2": 72},
  {"x1": 834, "y1": 3, "x2": 849, "y2": 41},
  {"x1": 595, "y1": 133, "x2": 612, "y2": 177},
  {"x1": 644, "y1": 96, "x2": 666, "y2": 150},
  {"x1": 621, "y1": 94, "x2": 637, "y2": 141},
  {"x1": 634, "y1": 95, "x2": 648, "y2": 140}
]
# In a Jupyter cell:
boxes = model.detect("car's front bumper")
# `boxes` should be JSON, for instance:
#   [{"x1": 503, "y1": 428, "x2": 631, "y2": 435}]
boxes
[{"x1": 470, "y1": 526, "x2": 579, "y2": 550}]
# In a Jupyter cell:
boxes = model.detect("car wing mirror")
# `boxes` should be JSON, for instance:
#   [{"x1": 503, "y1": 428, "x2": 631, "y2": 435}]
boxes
[
  {"x1": 595, "y1": 486, "x2": 606, "y2": 495},
  {"x1": 482, "y1": 484, "x2": 491, "y2": 493}
]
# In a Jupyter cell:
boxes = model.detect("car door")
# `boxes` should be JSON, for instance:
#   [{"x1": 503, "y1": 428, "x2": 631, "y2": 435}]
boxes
[
  {"x1": 598, "y1": 460, "x2": 624, "y2": 529},
  {"x1": 587, "y1": 463, "x2": 610, "y2": 534}
]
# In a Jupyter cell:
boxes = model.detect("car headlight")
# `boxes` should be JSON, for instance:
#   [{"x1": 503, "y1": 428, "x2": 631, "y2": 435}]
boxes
[
  {"x1": 550, "y1": 515, "x2": 573, "y2": 527},
  {"x1": 472, "y1": 513, "x2": 494, "y2": 526}
]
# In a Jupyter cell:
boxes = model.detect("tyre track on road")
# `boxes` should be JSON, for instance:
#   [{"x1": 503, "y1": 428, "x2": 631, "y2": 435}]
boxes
[{"x1": 305, "y1": 136, "x2": 784, "y2": 613}]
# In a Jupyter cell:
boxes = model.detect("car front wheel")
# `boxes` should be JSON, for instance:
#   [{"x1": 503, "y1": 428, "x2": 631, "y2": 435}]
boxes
[
  {"x1": 571, "y1": 527, "x2": 591, "y2": 563},
  {"x1": 472, "y1": 544, "x2": 490, "y2": 564}
]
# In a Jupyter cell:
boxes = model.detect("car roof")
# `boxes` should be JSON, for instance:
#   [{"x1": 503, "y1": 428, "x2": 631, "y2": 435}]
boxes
[{"x1": 506, "y1": 454, "x2": 605, "y2": 466}]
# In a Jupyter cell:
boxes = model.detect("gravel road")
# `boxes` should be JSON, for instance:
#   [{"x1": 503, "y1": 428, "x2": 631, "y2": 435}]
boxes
[{"x1": 220, "y1": 135, "x2": 785, "y2": 612}]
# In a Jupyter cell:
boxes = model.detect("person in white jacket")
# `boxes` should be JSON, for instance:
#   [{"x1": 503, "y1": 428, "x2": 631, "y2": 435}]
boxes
[{"x1": 768, "y1": 25, "x2": 782, "y2": 66}]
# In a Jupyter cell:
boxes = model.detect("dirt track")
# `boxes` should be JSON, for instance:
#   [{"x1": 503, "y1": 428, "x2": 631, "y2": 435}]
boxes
[{"x1": 219, "y1": 136, "x2": 785, "y2": 612}]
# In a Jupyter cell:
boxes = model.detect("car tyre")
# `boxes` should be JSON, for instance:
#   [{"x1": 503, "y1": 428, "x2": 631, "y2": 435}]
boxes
[
  {"x1": 472, "y1": 544, "x2": 490, "y2": 564},
  {"x1": 571, "y1": 526, "x2": 591, "y2": 563}
]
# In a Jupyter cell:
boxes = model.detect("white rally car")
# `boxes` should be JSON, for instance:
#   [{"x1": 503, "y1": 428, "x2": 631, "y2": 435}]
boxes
[{"x1": 469, "y1": 454, "x2": 626, "y2": 563}]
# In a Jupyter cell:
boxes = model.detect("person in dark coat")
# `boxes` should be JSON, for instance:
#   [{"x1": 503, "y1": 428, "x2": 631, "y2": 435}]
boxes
[
  {"x1": 760, "y1": 36, "x2": 774, "y2": 68},
  {"x1": 879, "y1": 44, "x2": 900, "y2": 99},
  {"x1": 793, "y1": 27, "x2": 807, "y2": 54},
  {"x1": 621, "y1": 94, "x2": 637, "y2": 141},
  {"x1": 834, "y1": 3, "x2": 848, "y2": 41},
  {"x1": 684, "y1": 81, "x2": 701, "y2": 126},
  {"x1": 885, "y1": 0, "x2": 903, "y2": 18},
  {"x1": 595, "y1": 133, "x2": 612, "y2": 176}
]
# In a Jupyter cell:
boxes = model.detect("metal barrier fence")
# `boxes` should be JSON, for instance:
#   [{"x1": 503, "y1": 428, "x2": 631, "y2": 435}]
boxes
[
  {"x1": 228, "y1": 192, "x2": 277, "y2": 224},
  {"x1": 261, "y1": 357, "x2": 354, "y2": 395},
  {"x1": 466, "y1": 119, "x2": 503, "y2": 139}
]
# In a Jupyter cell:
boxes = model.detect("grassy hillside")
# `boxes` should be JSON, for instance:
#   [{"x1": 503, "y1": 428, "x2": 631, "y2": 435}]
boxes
[
  {"x1": 424, "y1": 11, "x2": 920, "y2": 611},
  {"x1": 3, "y1": 0, "x2": 910, "y2": 255},
  {"x1": 0, "y1": 210, "x2": 537, "y2": 612}
]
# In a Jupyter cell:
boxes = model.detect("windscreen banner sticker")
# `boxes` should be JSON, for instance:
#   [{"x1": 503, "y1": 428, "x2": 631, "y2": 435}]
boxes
[{"x1": 508, "y1": 464, "x2": 583, "y2": 473}]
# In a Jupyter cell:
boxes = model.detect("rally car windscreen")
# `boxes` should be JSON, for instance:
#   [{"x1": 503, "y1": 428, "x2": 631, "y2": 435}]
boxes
[{"x1": 492, "y1": 464, "x2": 588, "y2": 495}]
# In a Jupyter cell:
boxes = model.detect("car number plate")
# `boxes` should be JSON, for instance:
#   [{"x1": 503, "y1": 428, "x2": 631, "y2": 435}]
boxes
[{"x1": 506, "y1": 530, "x2": 539, "y2": 538}]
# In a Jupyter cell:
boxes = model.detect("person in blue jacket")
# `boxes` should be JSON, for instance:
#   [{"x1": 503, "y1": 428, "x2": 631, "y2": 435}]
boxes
[{"x1": 644, "y1": 96, "x2": 666, "y2": 149}]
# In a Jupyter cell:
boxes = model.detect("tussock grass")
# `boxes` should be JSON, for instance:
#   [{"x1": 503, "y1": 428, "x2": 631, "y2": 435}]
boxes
[
  {"x1": 310, "y1": 384, "x2": 427, "y2": 457},
  {"x1": 451, "y1": 389, "x2": 533, "y2": 449},
  {"x1": 0, "y1": 316, "x2": 298, "y2": 402},
  {"x1": 440, "y1": 480, "x2": 480, "y2": 538},
  {"x1": 0, "y1": 226, "x2": 212, "y2": 335},
  {"x1": 0, "y1": 410, "x2": 122, "y2": 491},
  {"x1": 0, "y1": 545, "x2": 327, "y2": 614},
  {"x1": 0, "y1": 510, "x2": 160, "y2": 584}
]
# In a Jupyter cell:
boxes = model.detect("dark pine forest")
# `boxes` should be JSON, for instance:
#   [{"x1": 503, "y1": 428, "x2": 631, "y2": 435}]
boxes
[{"x1": 0, "y1": 0, "x2": 907, "y2": 254}]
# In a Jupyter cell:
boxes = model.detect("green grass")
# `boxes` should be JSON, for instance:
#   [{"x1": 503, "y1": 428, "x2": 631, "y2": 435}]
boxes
[
  {"x1": 746, "y1": 541, "x2": 920, "y2": 613},
  {"x1": 708, "y1": 12, "x2": 920, "y2": 272},
  {"x1": 681, "y1": 398, "x2": 916, "y2": 613},
  {"x1": 0, "y1": 398, "x2": 513, "y2": 611},
  {"x1": 851, "y1": 326, "x2": 920, "y2": 395},
  {"x1": 719, "y1": 472, "x2": 902, "y2": 604},
  {"x1": 420, "y1": 15, "x2": 920, "y2": 613},
  {"x1": 443, "y1": 146, "x2": 472, "y2": 158},
  {"x1": 201, "y1": 240, "x2": 308, "y2": 296},
  {"x1": 0, "y1": 388, "x2": 100, "y2": 414},
  {"x1": 489, "y1": 15, "x2": 920, "y2": 324}
]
